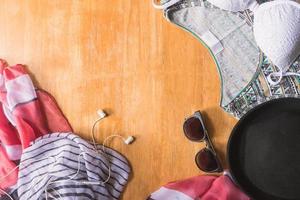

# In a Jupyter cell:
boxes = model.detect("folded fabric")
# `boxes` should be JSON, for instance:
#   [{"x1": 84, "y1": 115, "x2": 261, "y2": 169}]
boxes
[
  {"x1": 148, "y1": 173, "x2": 250, "y2": 200},
  {"x1": 16, "y1": 132, "x2": 131, "y2": 200},
  {"x1": 0, "y1": 59, "x2": 72, "y2": 189}
]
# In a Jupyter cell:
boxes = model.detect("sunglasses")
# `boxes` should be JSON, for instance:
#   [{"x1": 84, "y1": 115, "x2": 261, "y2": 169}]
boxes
[{"x1": 183, "y1": 111, "x2": 223, "y2": 173}]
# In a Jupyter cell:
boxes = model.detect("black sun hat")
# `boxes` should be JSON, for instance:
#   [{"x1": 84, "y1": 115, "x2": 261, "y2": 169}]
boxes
[{"x1": 228, "y1": 97, "x2": 300, "y2": 200}]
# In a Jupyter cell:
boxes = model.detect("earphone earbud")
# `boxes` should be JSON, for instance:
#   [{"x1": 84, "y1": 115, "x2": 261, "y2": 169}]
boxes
[
  {"x1": 93, "y1": 109, "x2": 135, "y2": 147},
  {"x1": 90, "y1": 109, "x2": 136, "y2": 185},
  {"x1": 124, "y1": 136, "x2": 135, "y2": 144},
  {"x1": 97, "y1": 109, "x2": 107, "y2": 119}
]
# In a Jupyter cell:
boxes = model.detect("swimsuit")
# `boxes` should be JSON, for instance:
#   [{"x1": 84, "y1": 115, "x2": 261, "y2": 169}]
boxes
[{"x1": 157, "y1": 0, "x2": 300, "y2": 118}]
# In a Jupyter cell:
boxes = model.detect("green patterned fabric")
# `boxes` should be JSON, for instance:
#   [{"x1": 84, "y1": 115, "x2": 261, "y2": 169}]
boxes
[
  {"x1": 163, "y1": 0, "x2": 300, "y2": 119},
  {"x1": 164, "y1": 0, "x2": 261, "y2": 107},
  {"x1": 224, "y1": 56, "x2": 300, "y2": 118}
]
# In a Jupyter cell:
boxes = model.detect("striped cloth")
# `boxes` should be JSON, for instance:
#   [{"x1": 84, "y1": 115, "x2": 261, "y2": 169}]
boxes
[
  {"x1": 148, "y1": 174, "x2": 250, "y2": 200},
  {"x1": 0, "y1": 59, "x2": 72, "y2": 189},
  {"x1": 0, "y1": 190, "x2": 18, "y2": 200},
  {"x1": 17, "y1": 132, "x2": 131, "y2": 200}
]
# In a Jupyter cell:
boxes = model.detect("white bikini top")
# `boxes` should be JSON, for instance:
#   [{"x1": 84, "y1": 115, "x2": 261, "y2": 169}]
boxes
[
  {"x1": 153, "y1": 0, "x2": 300, "y2": 85},
  {"x1": 207, "y1": 0, "x2": 300, "y2": 68}
]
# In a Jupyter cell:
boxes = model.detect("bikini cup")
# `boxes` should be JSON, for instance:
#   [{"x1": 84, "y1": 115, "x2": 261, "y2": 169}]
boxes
[{"x1": 207, "y1": 0, "x2": 300, "y2": 70}]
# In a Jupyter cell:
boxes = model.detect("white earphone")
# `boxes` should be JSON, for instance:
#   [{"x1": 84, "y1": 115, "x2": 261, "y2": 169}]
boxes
[
  {"x1": 94, "y1": 109, "x2": 135, "y2": 145},
  {"x1": 0, "y1": 109, "x2": 136, "y2": 200},
  {"x1": 42, "y1": 109, "x2": 136, "y2": 200}
]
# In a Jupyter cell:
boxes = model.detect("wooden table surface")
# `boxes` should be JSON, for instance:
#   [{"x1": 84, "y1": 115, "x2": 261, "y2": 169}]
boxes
[{"x1": 0, "y1": 0, "x2": 238, "y2": 199}]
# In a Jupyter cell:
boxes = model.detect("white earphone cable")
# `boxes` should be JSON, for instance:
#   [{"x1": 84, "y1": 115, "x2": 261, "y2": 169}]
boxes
[
  {"x1": 0, "y1": 188, "x2": 14, "y2": 200},
  {"x1": 0, "y1": 109, "x2": 134, "y2": 200}
]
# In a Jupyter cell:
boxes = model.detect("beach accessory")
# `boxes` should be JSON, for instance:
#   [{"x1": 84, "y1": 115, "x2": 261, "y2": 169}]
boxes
[
  {"x1": 206, "y1": 0, "x2": 300, "y2": 66},
  {"x1": 228, "y1": 98, "x2": 300, "y2": 199},
  {"x1": 208, "y1": 0, "x2": 300, "y2": 86},
  {"x1": 183, "y1": 111, "x2": 222, "y2": 172},
  {"x1": 153, "y1": 0, "x2": 300, "y2": 119},
  {"x1": 0, "y1": 108, "x2": 134, "y2": 200},
  {"x1": 154, "y1": 0, "x2": 300, "y2": 80},
  {"x1": 17, "y1": 132, "x2": 131, "y2": 200},
  {"x1": 154, "y1": 0, "x2": 261, "y2": 107},
  {"x1": 0, "y1": 59, "x2": 72, "y2": 190},
  {"x1": 224, "y1": 55, "x2": 300, "y2": 119},
  {"x1": 148, "y1": 172, "x2": 250, "y2": 200}
]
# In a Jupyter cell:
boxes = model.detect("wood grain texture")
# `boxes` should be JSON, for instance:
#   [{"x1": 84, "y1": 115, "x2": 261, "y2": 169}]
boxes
[{"x1": 0, "y1": 0, "x2": 238, "y2": 199}]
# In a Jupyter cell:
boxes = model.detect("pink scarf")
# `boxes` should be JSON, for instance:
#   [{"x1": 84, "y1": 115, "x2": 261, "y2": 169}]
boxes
[
  {"x1": 0, "y1": 59, "x2": 72, "y2": 189},
  {"x1": 148, "y1": 173, "x2": 250, "y2": 200}
]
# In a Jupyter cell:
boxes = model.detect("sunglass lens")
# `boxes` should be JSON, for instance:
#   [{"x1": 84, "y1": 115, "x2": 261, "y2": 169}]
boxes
[
  {"x1": 195, "y1": 148, "x2": 221, "y2": 172},
  {"x1": 183, "y1": 117, "x2": 205, "y2": 141}
]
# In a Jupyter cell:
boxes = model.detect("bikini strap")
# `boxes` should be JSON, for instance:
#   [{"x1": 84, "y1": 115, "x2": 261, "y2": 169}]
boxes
[{"x1": 152, "y1": 0, "x2": 181, "y2": 9}]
